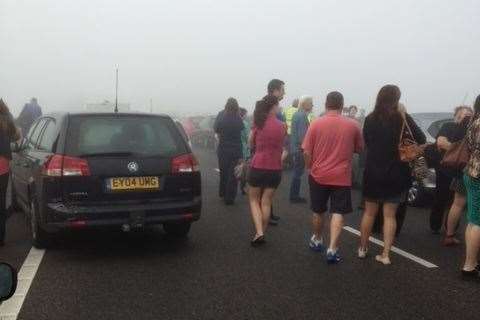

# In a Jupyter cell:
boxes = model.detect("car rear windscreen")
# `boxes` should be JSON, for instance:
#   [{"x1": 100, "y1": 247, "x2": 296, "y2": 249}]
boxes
[{"x1": 66, "y1": 115, "x2": 188, "y2": 157}]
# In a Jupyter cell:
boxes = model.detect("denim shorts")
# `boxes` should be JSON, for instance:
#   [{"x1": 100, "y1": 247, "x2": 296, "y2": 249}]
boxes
[
  {"x1": 364, "y1": 192, "x2": 407, "y2": 204},
  {"x1": 248, "y1": 168, "x2": 282, "y2": 189}
]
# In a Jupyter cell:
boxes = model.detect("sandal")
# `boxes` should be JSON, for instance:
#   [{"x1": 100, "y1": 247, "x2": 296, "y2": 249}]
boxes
[
  {"x1": 443, "y1": 235, "x2": 461, "y2": 247},
  {"x1": 375, "y1": 255, "x2": 391, "y2": 265},
  {"x1": 251, "y1": 235, "x2": 266, "y2": 247}
]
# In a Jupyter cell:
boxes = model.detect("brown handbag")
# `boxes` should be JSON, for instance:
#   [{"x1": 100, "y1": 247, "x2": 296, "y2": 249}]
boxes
[
  {"x1": 398, "y1": 118, "x2": 424, "y2": 162},
  {"x1": 440, "y1": 139, "x2": 470, "y2": 170}
]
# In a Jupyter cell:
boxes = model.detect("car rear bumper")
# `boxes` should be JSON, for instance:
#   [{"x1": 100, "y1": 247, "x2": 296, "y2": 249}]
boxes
[{"x1": 41, "y1": 197, "x2": 202, "y2": 232}]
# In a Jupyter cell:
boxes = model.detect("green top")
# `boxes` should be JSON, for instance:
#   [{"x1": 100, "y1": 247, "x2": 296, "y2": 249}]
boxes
[{"x1": 241, "y1": 119, "x2": 251, "y2": 159}]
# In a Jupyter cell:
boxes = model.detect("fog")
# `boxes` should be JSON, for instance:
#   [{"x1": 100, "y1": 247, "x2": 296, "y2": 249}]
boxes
[{"x1": 1, "y1": 0, "x2": 479, "y2": 117}]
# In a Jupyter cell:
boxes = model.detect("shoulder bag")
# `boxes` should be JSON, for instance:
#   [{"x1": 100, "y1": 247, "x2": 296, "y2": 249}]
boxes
[
  {"x1": 398, "y1": 117, "x2": 424, "y2": 162},
  {"x1": 440, "y1": 138, "x2": 470, "y2": 170},
  {"x1": 398, "y1": 116, "x2": 428, "y2": 180}
]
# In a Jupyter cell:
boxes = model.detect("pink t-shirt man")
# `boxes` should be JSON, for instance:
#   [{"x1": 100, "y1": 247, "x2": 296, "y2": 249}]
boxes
[{"x1": 302, "y1": 111, "x2": 364, "y2": 186}]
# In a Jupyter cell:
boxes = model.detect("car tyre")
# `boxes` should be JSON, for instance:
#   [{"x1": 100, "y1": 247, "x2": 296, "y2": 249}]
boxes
[
  {"x1": 29, "y1": 199, "x2": 51, "y2": 249},
  {"x1": 407, "y1": 184, "x2": 424, "y2": 207},
  {"x1": 10, "y1": 182, "x2": 21, "y2": 212},
  {"x1": 163, "y1": 222, "x2": 191, "y2": 238}
]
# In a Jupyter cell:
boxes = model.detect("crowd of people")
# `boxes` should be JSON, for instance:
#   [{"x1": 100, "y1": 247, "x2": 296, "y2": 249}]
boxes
[
  {"x1": 213, "y1": 79, "x2": 480, "y2": 280},
  {"x1": 1, "y1": 90, "x2": 480, "y2": 282}
]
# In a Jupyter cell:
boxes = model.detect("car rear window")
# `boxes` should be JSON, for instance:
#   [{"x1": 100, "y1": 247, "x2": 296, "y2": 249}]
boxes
[{"x1": 66, "y1": 115, "x2": 188, "y2": 157}]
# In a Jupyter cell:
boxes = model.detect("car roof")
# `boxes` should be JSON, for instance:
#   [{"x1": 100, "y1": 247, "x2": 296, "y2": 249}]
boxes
[
  {"x1": 43, "y1": 112, "x2": 172, "y2": 119},
  {"x1": 410, "y1": 112, "x2": 453, "y2": 119}
]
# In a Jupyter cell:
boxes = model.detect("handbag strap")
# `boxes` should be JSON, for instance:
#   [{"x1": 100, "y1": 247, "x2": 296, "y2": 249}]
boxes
[
  {"x1": 399, "y1": 118, "x2": 406, "y2": 142},
  {"x1": 400, "y1": 113, "x2": 417, "y2": 144}
]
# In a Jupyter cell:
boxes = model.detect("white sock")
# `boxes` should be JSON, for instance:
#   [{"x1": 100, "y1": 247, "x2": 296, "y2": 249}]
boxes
[{"x1": 311, "y1": 235, "x2": 323, "y2": 244}]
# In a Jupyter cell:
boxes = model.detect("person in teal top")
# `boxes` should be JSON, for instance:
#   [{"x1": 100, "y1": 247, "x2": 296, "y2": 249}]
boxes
[
  {"x1": 240, "y1": 108, "x2": 251, "y2": 160},
  {"x1": 239, "y1": 108, "x2": 251, "y2": 194}
]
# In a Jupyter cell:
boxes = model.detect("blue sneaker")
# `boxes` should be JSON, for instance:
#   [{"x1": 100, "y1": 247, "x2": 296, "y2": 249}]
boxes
[
  {"x1": 326, "y1": 249, "x2": 342, "y2": 264},
  {"x1": 309, "y1": 235, "x2": 324, "y2": 252}
]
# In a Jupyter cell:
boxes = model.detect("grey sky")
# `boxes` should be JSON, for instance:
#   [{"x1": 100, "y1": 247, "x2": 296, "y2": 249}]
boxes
[{"x1": 1, "y1": 0, "x2": 479, "y2": 116}]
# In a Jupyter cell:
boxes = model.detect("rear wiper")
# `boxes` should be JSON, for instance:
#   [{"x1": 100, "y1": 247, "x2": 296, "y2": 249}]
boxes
[{"x1": 78, "y1": 152, "x2": 136, "y2": 157}]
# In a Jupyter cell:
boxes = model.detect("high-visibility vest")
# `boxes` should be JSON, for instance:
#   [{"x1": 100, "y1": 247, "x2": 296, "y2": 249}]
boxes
[
  {"x1": 283, "y1": 106, "x2": 297, "y2": 135},
  {"x1": 307, "y1": 112, "x2": 315, "y2": 124}
]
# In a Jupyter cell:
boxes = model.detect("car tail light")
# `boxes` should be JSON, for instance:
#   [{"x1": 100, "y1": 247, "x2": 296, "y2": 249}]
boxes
[
  {"x1": 42, "y1": 155, "x2": 91, "y2": 177},
  {"x1": 171, "y1": 154, "x2": 199, "y2": 173}
]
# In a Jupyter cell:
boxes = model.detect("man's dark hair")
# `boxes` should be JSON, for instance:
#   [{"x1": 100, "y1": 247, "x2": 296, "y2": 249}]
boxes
[
  {"x1": 325, "y1": 91, "x2": 344, "y2": 110},
  {"x1": 267, "y1": 79, "x2": 285, "y2": 94}
]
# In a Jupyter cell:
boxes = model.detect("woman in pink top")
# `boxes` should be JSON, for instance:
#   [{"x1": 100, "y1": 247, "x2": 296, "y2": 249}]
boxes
[
  {"x1": 0, "y1": 99, "x2": 21, "y2": 246},
  {"x1": 247, "y1": 95, "x2": 286, "y2": 246}
]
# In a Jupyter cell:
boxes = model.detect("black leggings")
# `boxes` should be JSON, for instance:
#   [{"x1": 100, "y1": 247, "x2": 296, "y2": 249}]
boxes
[
  {"x1": 217, "y1": 148, "x2": 242, "y2": 203},
  {"x1": 0, "y1": 173, "x2": 9, "y2": 242}
]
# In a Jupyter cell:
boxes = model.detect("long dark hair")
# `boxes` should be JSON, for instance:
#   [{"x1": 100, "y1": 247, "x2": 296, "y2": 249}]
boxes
[
  {"x1": 372, "y1": 85, "x2": 402, "y2": 127},
  {"x1": 0, "y1": 99, "x2": 14, "y2": 133},
  {"x1": 254, "y1": 95, "x2": 278, "y2": 129},
  {"x1": 224, "y1": 97, "x2": 240, "y2": 115}
]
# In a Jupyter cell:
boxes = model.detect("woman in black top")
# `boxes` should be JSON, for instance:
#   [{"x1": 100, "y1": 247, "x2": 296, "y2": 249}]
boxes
[
  {"x1": 358, "y1": 85, "x2": 426, "y2": 265},
  {"x1": 439, "y1": 108, "x2": 473, "y2": 246},
  {"x1": 214, "y1": 98, "x2": 244, "y2": 205},
  {"x1": 0, "y1": 99, "x2": 21, "y2": 246},
  {"x1": 429, "y1": 107, "x2": 473, "y2": 235}
]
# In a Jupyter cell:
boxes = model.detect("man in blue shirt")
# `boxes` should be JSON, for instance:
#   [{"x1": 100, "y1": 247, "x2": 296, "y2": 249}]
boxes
[{"x1": 289, "y1": 95, "x2": 313, "y2": 203}]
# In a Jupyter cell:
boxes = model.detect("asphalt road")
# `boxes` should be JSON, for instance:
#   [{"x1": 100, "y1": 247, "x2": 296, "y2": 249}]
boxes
[{"x1": 1, "y1": 147, "x2": 479, "y2": 320}]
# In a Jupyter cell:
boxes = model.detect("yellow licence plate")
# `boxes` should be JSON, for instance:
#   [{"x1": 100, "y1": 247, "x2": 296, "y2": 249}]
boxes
[{"x1": 109, "y1": 176, "x2": 160, "y2": 191}]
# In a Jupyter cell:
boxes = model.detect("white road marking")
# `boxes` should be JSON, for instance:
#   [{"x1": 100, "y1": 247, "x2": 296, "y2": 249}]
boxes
[
  {"x1": 214, "y1": 168, "x2": 220, "y2": 172},
  {"x1": 343, "y1": 226, "x2": 438, "y2": 269},
  {"x1": 0, "y1": 247, "x2": 46, "y2": 320}
]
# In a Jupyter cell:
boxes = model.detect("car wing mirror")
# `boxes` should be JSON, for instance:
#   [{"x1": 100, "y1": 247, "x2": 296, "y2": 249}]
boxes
[{"x1": 0, "y1": 262, "x2": 17, "y2": 302}]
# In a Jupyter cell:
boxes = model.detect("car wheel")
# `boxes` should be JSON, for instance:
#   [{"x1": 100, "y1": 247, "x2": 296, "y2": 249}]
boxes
[
  {"x1": 407, "y1": 184, "x2": 423, "y2": 207},
  {"x1": 10, "y1": 182, "x2": 21, "y2": 212},
  {"x1": 163, "y1": 222, "x2": 191, "y2": 238},
  {"x1": 29, "y1": 199, "x2": 51, "y2": 249}
]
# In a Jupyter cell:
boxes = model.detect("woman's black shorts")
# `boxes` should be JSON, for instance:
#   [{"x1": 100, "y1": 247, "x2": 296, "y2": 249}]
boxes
[{"x1": 247, "y1": 168, "x2": 282, "y2": 189}]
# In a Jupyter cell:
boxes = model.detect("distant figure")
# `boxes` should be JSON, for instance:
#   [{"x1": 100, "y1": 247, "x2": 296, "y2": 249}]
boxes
[
  {"x1": 182, "y1": 118, "x2": 196, "y2": 139},
  {"x1": 214, "y1": 98, "x2": 244, "y2": 205},
  {"x1": 265, "y1": 79, "x2": 286, "y2": 123},
  {"x1": 17, "y1": 97, "x2": 42, "y2": 135},
  {"x1": 283, "y1": 98, "x2": 299, "y2": 136},
  {"x1": 282, "y1": 98, "x2": 299, "y2": 168},
  {"x1": 303, "y1": 91, "x2": 363, "y2": 264},
  {"x1": 0, "y1": 99, "x2": 21, "y2": 246},
  {"x1": 348, "y1": 105, "x2": 359, "y2": 120},
  {"x1": 289, "y1": 95, "x2": 313, "y2": 203}
]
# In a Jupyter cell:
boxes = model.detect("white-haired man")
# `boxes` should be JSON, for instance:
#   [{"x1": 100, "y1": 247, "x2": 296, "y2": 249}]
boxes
[{"x1": 289, "y1": 95, "x2": 313, "y2": 203}]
